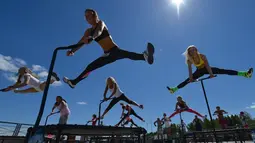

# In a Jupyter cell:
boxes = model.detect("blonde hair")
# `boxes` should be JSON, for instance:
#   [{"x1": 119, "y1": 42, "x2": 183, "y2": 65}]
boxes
[
  {"x1": 18, "y1": 67, "x2": 40, "y2": 79},
  {"x1": 106, "y1": 76, "x2": 116, "y2": 85},
  {"x1": 182, "y1": 45, "x2": 200, "y2": 65}
]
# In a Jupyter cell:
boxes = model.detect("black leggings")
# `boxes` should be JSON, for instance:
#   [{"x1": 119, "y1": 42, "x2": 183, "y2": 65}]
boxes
[
  {"x1": 177, "y1": 67, "x2": 238, "y2": 89},
  {"x1": 117, "y1": 111, "x2": 144, "y2": 125},
  {"x1": 104, "y1": 94, "x2": 136, "y2": 112},
  {"x1": 72, "y1": 46, "x2": 144, "y2": 84}
]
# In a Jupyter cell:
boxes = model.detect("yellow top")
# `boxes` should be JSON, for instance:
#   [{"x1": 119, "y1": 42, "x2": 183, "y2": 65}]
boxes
[{"x1": 193, "y1": 54, "x2": 205, "y2": 68}]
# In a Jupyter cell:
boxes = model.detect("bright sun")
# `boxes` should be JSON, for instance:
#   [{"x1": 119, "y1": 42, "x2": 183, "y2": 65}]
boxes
[
  {"x1": 172, "y1": 0, "x2": 184, "y2": 7},
  {"x1": 171, "y1": 0, "x2": 184, "y2": 17}
]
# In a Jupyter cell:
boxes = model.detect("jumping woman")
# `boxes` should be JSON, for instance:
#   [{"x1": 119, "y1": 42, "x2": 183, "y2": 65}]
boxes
[
  {"x1": 168, "y1": 96, "x2": 205, "y2": 119},
  {"x1": 100, "y1": 77, "x2": 143, "y2": 119},
  {"x1": 51, "y1": 96, "x2": 70, "y2": 124},
  {"x1": 1, "y1": 67, "x2": 60, "y2": 93},
  {"x1": 115, "y1": 103, "x2": 145, "y2": 127},
  {"x1": 167, "y1": 45, "x2": 253, "y2": 94},
  {"x1": 63, "y1": 9, "x2": 155, "y2": 89}
]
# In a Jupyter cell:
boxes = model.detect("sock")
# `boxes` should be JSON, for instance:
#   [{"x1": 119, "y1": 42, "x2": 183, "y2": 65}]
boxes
[
  {"x1": 172, "y1": 87, "x2": 179, "y2": 92},
  {"x1": 238, "y1": 71, "x2": 246, "y2": 77}
]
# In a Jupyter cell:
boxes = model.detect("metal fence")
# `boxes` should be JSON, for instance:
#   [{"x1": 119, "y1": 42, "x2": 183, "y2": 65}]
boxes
[{"x1": 0, "y1": 121, "x2": 33, "y2": 137}]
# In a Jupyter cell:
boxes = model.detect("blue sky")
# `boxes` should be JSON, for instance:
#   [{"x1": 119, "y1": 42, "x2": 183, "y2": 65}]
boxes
[{"x1": 0, "y1": 0, "x2": 254, "y2": 133}]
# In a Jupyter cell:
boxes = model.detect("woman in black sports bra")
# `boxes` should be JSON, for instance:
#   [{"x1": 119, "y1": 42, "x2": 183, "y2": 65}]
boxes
[{"x1": 62, "y1": 9, "x2": 155, "y2": 88}]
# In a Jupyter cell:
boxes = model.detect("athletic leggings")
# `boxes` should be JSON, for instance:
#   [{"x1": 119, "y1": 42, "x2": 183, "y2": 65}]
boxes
[
  {"x1": 177, "y1": 67, "x2": 238, "y2": 89},
  {"x1": 104, "y1": 94, "x2": 137, "y2": 112},
  {"x1": 117, "y1": 111, "x2": 144, "y2": 125},
  {"x1": 169, "y1": 108, "x2": 203, "y2": 119},
  {"x1": 72, "y1": 46, "x2": 144, "y2": 85}
]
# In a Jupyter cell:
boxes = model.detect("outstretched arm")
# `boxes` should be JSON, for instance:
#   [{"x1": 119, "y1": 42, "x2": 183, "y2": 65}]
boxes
[
  {"x1": 51, "y1": 103, "x2": 57, "y2": 113},
  {"x1": 103, "y1": 84, "x2": 109, "y2": 99},
  {"x1": 188, "y1": 60, "x2": 193, "y2": 81},
  {"x1": 69, "y1": 29, "x2": 91, "y2": 54},
  {"x1": 3, "y1": 75, "x2": 22, "y2": 92},
  {"x1": 10, "y1": 75, "x2": 22, "y2": 87},
  {"x1": 223, "y1": 110, "x2": 228, "y2": 114},
  {"x1": 201, "y1": 55, "x2": 214, "y2": 77}
]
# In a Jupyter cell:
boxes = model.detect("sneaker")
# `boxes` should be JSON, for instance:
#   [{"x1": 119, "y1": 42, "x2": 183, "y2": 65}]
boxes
[
  {"x1": 139, "y1": 104, "x2": 144, "y2": 109},
  {"x1": 167, "y1": 86, "x2": 177, "y2": 94},
  {"x1": 246, "y1": 68, "x2": 253, "y2": 78},
  {"x1": 63, "y1": 77, "x2": 75, "y2": 88},
  {"x1": 51, "y1": 72, "x2": 60, "y2": 81},
  {"x1": 143, "y1": 42, "x2": 155, "y2": 65}
]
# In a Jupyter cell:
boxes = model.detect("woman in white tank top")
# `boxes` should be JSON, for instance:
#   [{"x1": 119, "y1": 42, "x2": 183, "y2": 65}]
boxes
[
  {"x1": 51, "y1": 96, "x2": 70, "y2": 124},
  {"x1": 1, "y1": 67, "x2": 60, "y2": 94},
  {"x1": 100, "y1": 77, "x2": 144, "y2": 119}
]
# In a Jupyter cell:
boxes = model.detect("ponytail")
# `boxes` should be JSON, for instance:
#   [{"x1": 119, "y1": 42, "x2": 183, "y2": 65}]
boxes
[
  {"x1": 19, "y1": 67, "x2": 40, "y2": 80},
  {"x1": 62, "y1": 99, "x2": 67, "y2": 103},
  {"x1": 56, "y1": 96, "x2": 67, "y2": 103}
]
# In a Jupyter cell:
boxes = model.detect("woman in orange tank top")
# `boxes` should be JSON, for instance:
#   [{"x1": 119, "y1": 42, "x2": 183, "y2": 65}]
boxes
[
  {"x1": 167, "y1": 45, "x2": 253, "y2": 94},
  {"x1": 61, "y1": 9, "x2": 155, "y2": 89}
]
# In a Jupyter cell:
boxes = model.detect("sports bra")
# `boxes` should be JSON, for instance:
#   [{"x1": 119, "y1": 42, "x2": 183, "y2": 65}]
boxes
[
  {"x1": 193, "y1": 54, "x2": 205, "y2": 68},
  {"x1": 90, "y1": 22, "x2": 110, "y2": 42}
]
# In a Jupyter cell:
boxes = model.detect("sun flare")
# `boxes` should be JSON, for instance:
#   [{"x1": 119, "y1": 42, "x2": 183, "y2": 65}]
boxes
[{"x1": 171, "y1": 0, "x2": 184, "y2": 18}]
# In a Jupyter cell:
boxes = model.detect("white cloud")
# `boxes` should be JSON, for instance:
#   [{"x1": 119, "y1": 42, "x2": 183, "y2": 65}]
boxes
[
  {"x1": 77, "y1": 102, "x2": 87, "y2": 105},
  {"x1": 38, "y1": 71, "x2": 48, "y2": 78},
  {"x1": 3, "y1": 73, "x2": 18, "y2": 83},
  {"x1": 0, "y1": 54, "x2": 19, "y2": 73},
  {"x1": 32, "y1": 65, "x2": 46, "y2": 72},
  {"x1": 3, "y1": 56, "x2": 12, "y2": 61},
  {"x1": 14, "y1": 58, "x2": 26, "y2": 66},
  {"x1": 246, "y1": 103, "x2": 255, "y2": 109}
]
